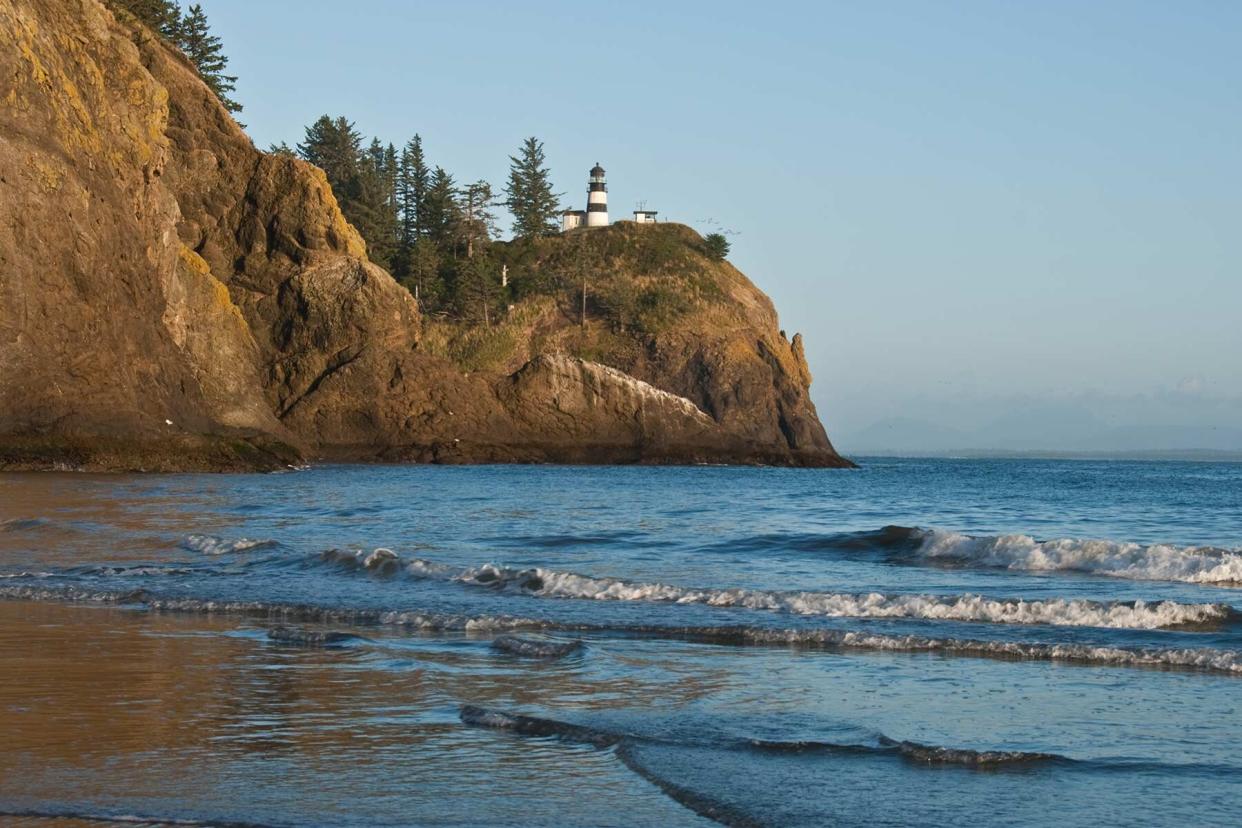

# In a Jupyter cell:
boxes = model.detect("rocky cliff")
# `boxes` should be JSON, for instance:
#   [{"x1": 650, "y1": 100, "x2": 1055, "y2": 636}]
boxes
[{"x1": 0, "y1": 0, "x2": 852, "y2": 470}]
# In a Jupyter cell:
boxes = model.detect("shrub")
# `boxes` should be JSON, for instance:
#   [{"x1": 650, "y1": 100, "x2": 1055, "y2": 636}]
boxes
[{"x1": 703, "y1": 233, "x2": 730, "y2": 261}]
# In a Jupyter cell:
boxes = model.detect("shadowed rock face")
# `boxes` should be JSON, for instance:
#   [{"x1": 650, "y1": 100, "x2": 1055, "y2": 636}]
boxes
[{"x1": 0, "y1": 0, "x2": 852, "y2": 470}]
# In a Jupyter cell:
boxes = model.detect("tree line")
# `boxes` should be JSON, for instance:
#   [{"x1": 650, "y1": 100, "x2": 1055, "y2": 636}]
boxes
[
  {"x1": 274, "y1": 120, "x2": 564, "y2": 321},
  {"x1": 107, "y1": 0, "x2": 242, "y2": 116},
  {"x1": 105, "y1": 1, "x2": 733, "y2": 329}
]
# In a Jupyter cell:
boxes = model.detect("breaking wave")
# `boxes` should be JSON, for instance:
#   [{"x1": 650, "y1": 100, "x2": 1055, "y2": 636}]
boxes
[
  {"x1": 181, "y1": 535, "x2": 278, "y2": 556},
  {"x1": 2, "y1": 585, "x2": 1240, "y2": 674},
  {"x1": 318, "y1": 548, "x2": 1234, "y2": 631},
  {"x1": 905, "y1": 527, "x2": 1242, "y2": 585}
]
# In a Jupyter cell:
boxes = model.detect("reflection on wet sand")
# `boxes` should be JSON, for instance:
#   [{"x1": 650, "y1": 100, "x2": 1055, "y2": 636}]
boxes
[{"x1": 0, "y1": 601, "x2": 714, "y2": 827}]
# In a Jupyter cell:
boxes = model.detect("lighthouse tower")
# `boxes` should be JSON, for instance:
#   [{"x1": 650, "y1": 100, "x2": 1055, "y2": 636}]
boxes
[{"x1": 586, "y1": 163, "x2": 608, "y2": 227}]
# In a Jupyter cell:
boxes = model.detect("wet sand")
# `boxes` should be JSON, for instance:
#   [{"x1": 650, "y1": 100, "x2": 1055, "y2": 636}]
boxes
[{"x1": 0, "y1": 600, "x2": 712, "y2": 827}]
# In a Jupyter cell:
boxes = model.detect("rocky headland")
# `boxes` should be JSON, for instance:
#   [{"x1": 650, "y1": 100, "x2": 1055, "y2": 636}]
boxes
[{"x1": 0, "y1": 0, "x2": 853, "y2": 471}]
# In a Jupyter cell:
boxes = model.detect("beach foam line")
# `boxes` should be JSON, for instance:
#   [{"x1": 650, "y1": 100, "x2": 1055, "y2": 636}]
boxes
[
  {"x1": 315, "y1": 547, "x2": 1235, "y2": 631},
  {"x1": 2, "y1": 585, "x2": 1240, "y2": 675}
]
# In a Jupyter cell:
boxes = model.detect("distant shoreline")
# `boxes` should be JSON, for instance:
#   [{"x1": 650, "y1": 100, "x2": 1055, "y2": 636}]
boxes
[{"x1": 845, "y1": 449, "x2": 1242, "y2": 463}]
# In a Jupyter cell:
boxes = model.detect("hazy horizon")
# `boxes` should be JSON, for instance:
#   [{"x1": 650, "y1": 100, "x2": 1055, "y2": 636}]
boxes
[{"x1": 204, "y1": 0, "x2": 1241, "y2": 453}]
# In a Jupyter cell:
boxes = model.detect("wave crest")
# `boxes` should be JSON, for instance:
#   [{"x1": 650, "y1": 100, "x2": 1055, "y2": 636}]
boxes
[
  {"x1": 910, "y1": 528, "x2": 1242, "y2": 585},
  {"x1": 387, "y1": 553, "x2": 1233, "y2": 631},
  {"x1": 182, "y1": 535, "x2": 277, "y2": 556},
  {"x1": 3, "y1": 586, "x2": 1239, "y2": 674}
]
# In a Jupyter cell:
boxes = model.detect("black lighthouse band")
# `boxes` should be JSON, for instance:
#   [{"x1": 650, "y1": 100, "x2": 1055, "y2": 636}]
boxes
[{"x1": 560, "y1": 164, "x2": 609, "y2": 230}]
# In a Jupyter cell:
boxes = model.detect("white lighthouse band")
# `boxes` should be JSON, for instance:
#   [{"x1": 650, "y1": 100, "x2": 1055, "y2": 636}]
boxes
[
  {"x1": 586, "y1": 163, "x2": 608, "y2": 226},
  {"x1": 561, "y1": 163, "x2": 619, "y2": 232}
]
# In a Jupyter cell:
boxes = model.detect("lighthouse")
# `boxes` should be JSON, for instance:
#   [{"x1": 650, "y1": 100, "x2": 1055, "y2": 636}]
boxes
[{"x1": 586, "y1": 163, "x2": 608, "y2": 227}]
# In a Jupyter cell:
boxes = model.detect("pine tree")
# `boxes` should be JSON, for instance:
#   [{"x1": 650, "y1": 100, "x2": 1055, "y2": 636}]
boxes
[
  {"x1": 456, "y1": 180, "x2": 498, "y2": 258},
  {"x1": 108, "y1": 0, "x2": 182, "y2": 38},
  {"x1": 353, "y1": 150, "x2": 398, "y2": 270},
  {"x1": 178, "y1": 4, "x2": 242, "y2": 115},
  {"x1": 383, "y1": 143, "x2": 400, "y2": 225},
  {"x1": 268, "y1": 141, "x2": 296, "y2": 157},
  {"x1": 402, "y1": 238, "x2": 443, "y2": 307},
  {"x1": 453, "y1": 251, "x2": 502, "y2": 325},
  {"x1": 297, "y1": 116, "x2": 362, "y2": 198},
  {"x1": 397, "y1": 135, "x2": 431, "y2": 246},
  {"x1": 298, "y1": 116, "x2": 406, "y2": 266},
  {"x1": 505, "y1": 137, "x2": 562, "y2": 238},
  {"x1": 423, "y1": 167, "x2": 460, "y2": 247},
  {"x1": 703, "y1": 233, "x2": 731, "y2": 261}
]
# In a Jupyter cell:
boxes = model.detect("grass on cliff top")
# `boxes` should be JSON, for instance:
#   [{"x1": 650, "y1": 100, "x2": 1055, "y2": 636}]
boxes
[
  {"x1": 499, "y1": 222, "x2": 726, "y2": 330},
  {"x1": 421, "y1": 224, "x2": 733, "y2": 374}
]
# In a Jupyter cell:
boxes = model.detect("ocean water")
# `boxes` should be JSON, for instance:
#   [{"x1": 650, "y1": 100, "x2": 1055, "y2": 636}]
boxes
[{"x1": 1, "y1": 458, "x2": 1240, "y2": 826}]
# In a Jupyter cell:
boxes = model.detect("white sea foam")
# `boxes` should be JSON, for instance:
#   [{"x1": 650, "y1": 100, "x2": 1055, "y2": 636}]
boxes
[
  {"x1": 911, "y1": 529, "x2": 1242, "y2": 585},
  {"x1": 3, "y1": 585, "x2": 1240, "y2": 674},
  {"x1": 411, "y1": 558, "x2": 1231, "y2": 630},
  {"x1": 182, "y1": 535, "x2": 275, "y2": 556},
  {"x1": 734, "y1": 627, "x2": 1242, "y2": 674}
]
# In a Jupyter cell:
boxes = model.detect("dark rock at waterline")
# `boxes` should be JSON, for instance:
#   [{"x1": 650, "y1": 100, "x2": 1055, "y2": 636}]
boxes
[
  {"x1": 0, "y1": 0, "x2": 852, "y2": 472},
  {"x1": 491, "y1": 635, "x2": 585, "y2": 659},
  {"x1": 881, "y1": 737, "x2": 1065, "y2": 766},
  {"x1": 266, "y1": 626, "x2": 358, "y2": 648},
  {"x1": 459, "y1": 705, "x2": 618, "y2": 748}
]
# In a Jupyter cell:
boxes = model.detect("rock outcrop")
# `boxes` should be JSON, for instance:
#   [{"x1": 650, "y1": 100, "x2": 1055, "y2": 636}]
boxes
[{"x1": 0, "y1": 0, "x2": 852, "y2": 470}]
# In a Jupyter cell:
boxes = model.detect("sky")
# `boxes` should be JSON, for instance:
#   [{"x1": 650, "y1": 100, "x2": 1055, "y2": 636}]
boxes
[{"x1": 202, "y1": 0, "x2": 1242, "y2": 453}]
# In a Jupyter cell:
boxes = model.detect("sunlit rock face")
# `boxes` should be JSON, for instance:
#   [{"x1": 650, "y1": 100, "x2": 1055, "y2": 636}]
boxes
[{"x1": 0, "y1": 0, "x2": 850, "y2": 470}]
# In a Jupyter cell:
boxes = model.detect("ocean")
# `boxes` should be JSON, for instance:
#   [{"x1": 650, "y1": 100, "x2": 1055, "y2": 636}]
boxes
[{"x1": 1, "y1": 458, "x2": 1240, "y2": 826}]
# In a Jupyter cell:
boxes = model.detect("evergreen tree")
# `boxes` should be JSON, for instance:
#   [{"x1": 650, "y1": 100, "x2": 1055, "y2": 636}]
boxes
[
  {"x1": 402, "y1": 238, "x2": 443, "y2": 307},
  {"x1": 423, "y1": 167, "x2": 460, "y2": 247},
  {"x1": 109, "y1": 0, "x2": 182, "y2": 38},
  {"x1": 703, "y1": 233, "x2": 731, "y2": 261},
  {"x1": 178, "y1": 4, "x2": 242, "y2": 115},
  {"x1": 268, "y1": 141, "x2": 296, "y2": 157},
  {"x1": 453, "y1": 251, "x2": 502, "y2": 325},
  {"x1": 397, "y1": 135, "x2": 431, "y2": 246},
  {"x1": 297, "y1": 116, "x2": 362, "y2": 197},
  {"x1": 298, "y1": 116, "x2": 405, "y2": 266},
  {"x1": 353, "y1": 148, "x2": 398, "y2": 270},
  {"x1": 505, "y1": 137, "x2": 562, "y2": 238},
  {"x1": 456, "y1": 180, "x2": 498, "y2": 259},
  {"x1": 383, "y1": 143, "x2": 400, "y2": 224}
]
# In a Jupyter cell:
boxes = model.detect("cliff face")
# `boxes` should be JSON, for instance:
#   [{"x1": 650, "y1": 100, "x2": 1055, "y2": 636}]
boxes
[{"x1": 0, "y1": 0, "x2": 852, "y2": 470}]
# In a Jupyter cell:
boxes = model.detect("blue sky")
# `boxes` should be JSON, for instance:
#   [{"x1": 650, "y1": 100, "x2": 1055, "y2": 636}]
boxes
[{"x1": 203, "y1": 0, "x2": 1242, "y2": 452}]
